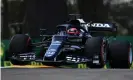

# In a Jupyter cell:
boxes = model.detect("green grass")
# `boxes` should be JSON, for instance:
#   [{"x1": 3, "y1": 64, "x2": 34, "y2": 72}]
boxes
[
  {"x1": 131, "y1": 62, "x2": 133, "y2": 69},
  {"x1": 2, "y1": 61, "x2": 133, "y2": 69}
]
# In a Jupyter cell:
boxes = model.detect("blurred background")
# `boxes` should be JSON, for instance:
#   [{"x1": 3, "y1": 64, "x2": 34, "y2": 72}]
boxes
[{"x1": 1, "y1": 0, "x2": 133, "y2": 40}]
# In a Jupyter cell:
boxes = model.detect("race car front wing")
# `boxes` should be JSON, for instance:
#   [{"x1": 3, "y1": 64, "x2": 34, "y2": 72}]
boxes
[{"x1": 9, "y1": 52, "x2": 101, "y2": 66}]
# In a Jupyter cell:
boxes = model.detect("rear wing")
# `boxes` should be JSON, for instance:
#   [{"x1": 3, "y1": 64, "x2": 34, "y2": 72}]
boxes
[{"x1": 81, "y1": 22, "x2": 117, "y2": 32}]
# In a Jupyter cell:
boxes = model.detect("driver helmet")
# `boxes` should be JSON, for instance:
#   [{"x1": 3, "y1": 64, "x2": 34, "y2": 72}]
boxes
[{"x1": 67, "y1": 28, "x2": 80, "y2": 36}]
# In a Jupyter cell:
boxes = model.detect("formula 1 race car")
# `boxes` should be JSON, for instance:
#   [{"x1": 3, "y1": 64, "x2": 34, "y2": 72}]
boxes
[{"x1": 6, "y1": 16, "x2": 133, "y2": 68}]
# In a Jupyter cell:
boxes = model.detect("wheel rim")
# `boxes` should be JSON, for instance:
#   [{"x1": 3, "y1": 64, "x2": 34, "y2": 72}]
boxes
[
  {"x1": 101, "y1": 40, "x2": 106, "y2": 65},
  {"x1": 129, "y1": 47, "x2": 132, "y2": 64}
]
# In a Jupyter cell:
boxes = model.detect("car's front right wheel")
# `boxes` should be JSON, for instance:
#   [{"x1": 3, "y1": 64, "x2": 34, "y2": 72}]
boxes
[{"x1": 7, "y1": 34, "x2": 32, "y2": 65}]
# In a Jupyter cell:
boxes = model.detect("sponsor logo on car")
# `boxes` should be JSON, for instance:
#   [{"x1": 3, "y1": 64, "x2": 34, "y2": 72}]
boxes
[
  {"x1": 45, "y1": 51, "x2": 55, "y2": 57},
  {"x1": 88, "y1": 23, "x2": 111, "y2": 28}
]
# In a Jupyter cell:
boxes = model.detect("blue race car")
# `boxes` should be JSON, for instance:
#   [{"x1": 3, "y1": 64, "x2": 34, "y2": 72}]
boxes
[{"x1": 6, "y1": 17, "x2": 132, "y2": 68}]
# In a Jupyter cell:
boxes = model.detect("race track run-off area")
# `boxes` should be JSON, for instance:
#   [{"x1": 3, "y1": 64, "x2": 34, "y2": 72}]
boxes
[{"x1": 1, "y1": 69, "x2": 133, "y2": 80}]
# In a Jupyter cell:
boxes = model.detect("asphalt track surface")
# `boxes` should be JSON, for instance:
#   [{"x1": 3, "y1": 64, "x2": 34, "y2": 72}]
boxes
[{"x1": 1, "y1": 68, "x2": 133, "y2": 80}]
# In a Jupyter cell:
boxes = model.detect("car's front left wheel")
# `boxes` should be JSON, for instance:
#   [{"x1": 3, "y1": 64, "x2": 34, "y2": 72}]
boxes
[{"x1": 84, "y1": 37, "x2": 107, "y2": 68}]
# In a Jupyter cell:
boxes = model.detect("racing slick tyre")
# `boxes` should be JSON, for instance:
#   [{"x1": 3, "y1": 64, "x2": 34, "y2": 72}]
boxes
[
  {"x1": 84, "y1": 37, "x2": 107, "y2": 68},
  {"x1": 108, "y1": 40, "x2": 132, "y2": 68},
  {"x1": 8, "y1": 34, "x2": 32, "y2": 65}
]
